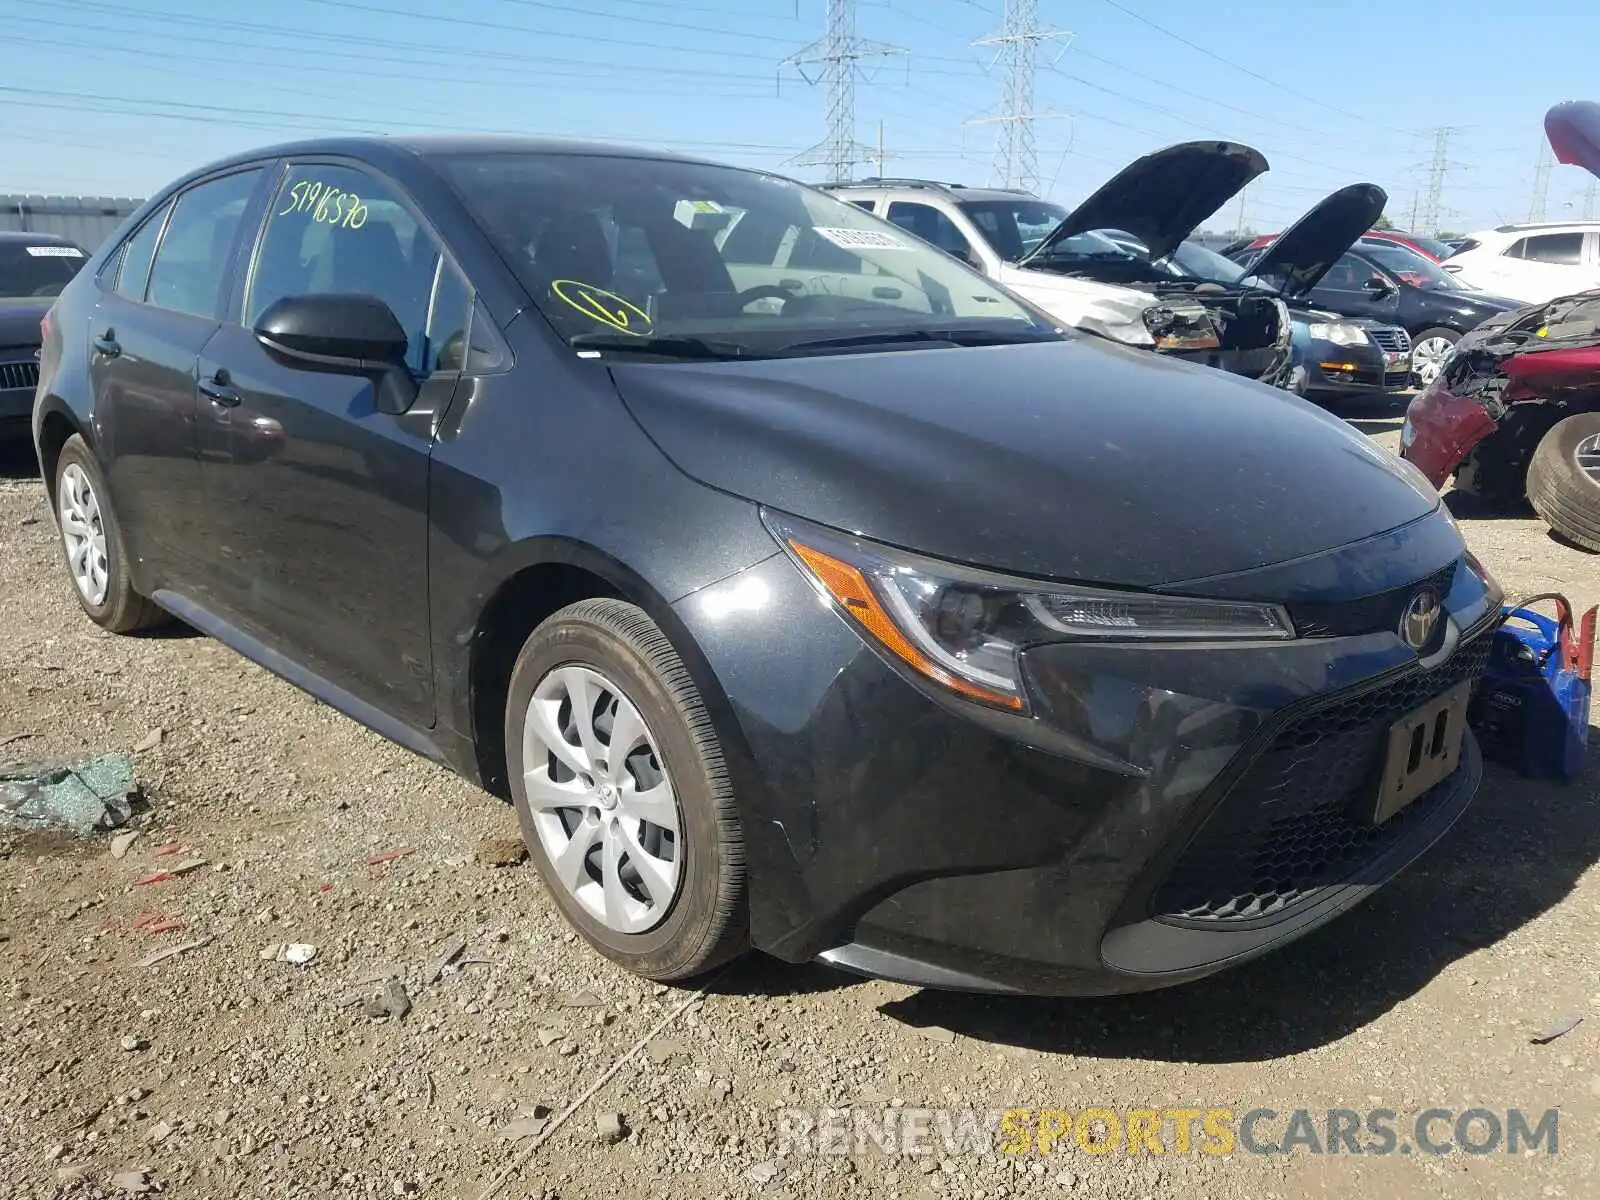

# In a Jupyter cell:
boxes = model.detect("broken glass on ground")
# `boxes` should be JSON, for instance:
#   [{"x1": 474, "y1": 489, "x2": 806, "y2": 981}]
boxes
[{"x1": 0, "y1": 753, "x2": 140, "y2": 834}]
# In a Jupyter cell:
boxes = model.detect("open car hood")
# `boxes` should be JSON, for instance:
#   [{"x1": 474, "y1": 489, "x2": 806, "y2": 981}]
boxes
[
  {"x1": 1547, "y1": 101, "x2": 1600, "y2": 180},
  {"x1": 1243, "y1": 183, "x2": 1389, "y2": 300},
  {"x1": 1022, "y1": 141, "x2": 1268, "y2": 264}
]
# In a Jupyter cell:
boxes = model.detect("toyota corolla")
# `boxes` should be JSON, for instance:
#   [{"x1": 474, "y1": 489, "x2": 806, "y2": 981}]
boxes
[{"x1": 33, "y1": 136, "x2": 1501, "y2": 995}]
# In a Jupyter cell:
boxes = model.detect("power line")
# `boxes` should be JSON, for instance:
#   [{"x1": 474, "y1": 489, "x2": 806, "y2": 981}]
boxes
[
  {"x1": 1419, "y1": 126, "x2": 1466, "y2": 235},
  {"x1": 1091, "y1": 0, "x2": 1411, "y2": 137},
  {"x1": 970, "y1": 0, "x2": 1070, "y2": 192},
  {"x1": 1528, "y1": 141, "x2": 1554, "y2": 223},
  {"x1": 783, "y1": 0, "x2": 905, "y2": 181}
]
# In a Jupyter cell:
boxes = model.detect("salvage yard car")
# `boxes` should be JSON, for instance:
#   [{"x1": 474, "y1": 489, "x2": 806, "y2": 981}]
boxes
[
  {"x1": 1, "y1": 230, "x2": 88, "y2": 438},
  {"x1": 1401, "y1": 289, "x2": 1600, "y2": 549},
  {"x1": 821, "y1": 140, "x2": 1291, "y2": 385},
  {"x1": 1230, "y1": 228, "x2": 1520, "y2": 387},
  {"x1": 35, "y1": 136, "x2": 1503, "y2": 996}
]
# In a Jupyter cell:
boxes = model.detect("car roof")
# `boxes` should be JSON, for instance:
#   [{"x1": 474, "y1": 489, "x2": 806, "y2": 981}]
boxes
[
  {"x1": 0, "y1": 230, "x2": 77, "y2": 245},
  {"x1": 1487, "y1": 220, "x2": 1600, "y2": 235},
  {"x1": 822, "y1": 178, "x2": 1040, "y2": 203},
  {"x1": 167, "y1": 134, "x2": 734, "y2": 187}
]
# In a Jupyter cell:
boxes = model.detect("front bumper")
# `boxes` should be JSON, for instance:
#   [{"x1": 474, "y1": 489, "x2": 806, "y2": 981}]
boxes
[
  {"x1": 674, "y1": 512, "x2": 1498, "y2": 996},
  {"x1": 1302, "y1": 343, "x2": 1413, "y2": 396},
  {"x1": 1, "y1": 385, "x2": 33, "y2": 431},
  {"x1": 1399, "y1": 380, "x2": 1498, "y2": 487},
  {"x1": 1169, "y1": 342, "x2": 1286, "y2": 382}
]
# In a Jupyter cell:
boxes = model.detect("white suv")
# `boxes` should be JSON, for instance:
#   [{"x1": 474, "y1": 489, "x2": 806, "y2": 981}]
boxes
[
  {"x1": 1443, "y1": 222, "x2": 1600, "y2": 303},
  {"x1": 820, "y1": 141, "x2": 1291, "y2": 383}
]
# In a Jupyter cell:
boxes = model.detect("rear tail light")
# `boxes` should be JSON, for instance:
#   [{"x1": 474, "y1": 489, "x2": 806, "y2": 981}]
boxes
[{"x1": 40, "y1": 309, "x2": 51, "y2": 342}]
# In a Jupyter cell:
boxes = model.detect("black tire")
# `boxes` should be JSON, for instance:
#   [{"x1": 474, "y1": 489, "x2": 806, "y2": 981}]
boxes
[
  {"x1": 52, "y1": 434, "x2": 167, "y2": 633},
  {"x1": 1527, "y1": 412, "x2": 1600, "y2": 552},
  {"x1": 504, "y1": 598, "x2": 747, "y2": 981},
  {"x1": 1410, "y1": 326, "x2": 1460, "y2": 386}
]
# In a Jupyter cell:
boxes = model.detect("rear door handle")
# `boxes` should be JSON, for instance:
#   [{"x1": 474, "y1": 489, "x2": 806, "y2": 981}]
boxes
[
  {"x1": 93, "y1": 331, "x2": 120, "y2": 358},
  {"x1": 199, "y1": 370, "x2": 239, "y2": 408}
]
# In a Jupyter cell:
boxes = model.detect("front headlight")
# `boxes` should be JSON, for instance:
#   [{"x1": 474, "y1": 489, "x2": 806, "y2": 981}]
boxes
[
  {"x1": 1142, "y1": 302, "x2": 1221, "y2": 351},
  {"x1": 764, "y1": 511, "x2": 1295, "y2": 713},
  {"x1": 1307, "y1": 321, "x2": 1370, "y2": 346}
]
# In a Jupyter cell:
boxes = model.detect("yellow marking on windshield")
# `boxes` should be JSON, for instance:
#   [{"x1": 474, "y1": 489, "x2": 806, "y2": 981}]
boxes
[{"x1": 552, "y1": 280, "x2": 653, "y2": 334}]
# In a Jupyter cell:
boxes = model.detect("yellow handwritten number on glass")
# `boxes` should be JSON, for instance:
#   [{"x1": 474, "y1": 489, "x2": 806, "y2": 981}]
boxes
[
  {"x1": 277, "y1": 179, "x2": 371, "y2": 229},
  {"x1": 552, "y1": 280, "x2": 652, "y2": 335}
]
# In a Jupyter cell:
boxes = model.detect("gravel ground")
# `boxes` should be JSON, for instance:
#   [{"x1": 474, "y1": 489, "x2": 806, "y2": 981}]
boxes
[{"x1": 3, "y1": 396, "x2": 1600, "y2": 1200}]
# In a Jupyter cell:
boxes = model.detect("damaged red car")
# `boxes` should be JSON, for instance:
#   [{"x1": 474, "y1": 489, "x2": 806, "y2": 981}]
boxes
[
  {"x1": 1400, "y1": 292, "x2": 1600, "y2": 546},
  {"x1": 1401, "y1": 99, "x2": 1600, "y2": 549}
]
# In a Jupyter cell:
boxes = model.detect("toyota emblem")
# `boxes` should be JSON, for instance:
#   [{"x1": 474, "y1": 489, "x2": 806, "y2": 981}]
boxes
[{"x1": 1400, "y1": 588, "x2": 1441, "y2": 651}]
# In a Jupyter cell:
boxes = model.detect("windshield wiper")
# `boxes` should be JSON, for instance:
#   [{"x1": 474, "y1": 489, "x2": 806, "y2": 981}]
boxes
[
  {"x1": 776, "y1": 327, "x2": 1058, "y2": 354},
  {"x1": 569, "y1": 332, "x2": 759, "y2": 360}
]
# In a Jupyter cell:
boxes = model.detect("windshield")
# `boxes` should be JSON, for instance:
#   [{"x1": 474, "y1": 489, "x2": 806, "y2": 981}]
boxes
[
  {"x1": 0, "y1": 241, "x2": 86, "y2": 298},
  {"x1": 1403, "y1": 235, "x2": 1454, "y2": 261},
  {"x1": 1363, "y1": 244, "x2": 1464, "y2": 290},
  {"x1": 1024, "y1": 227, "x2": 1140, "y2": 265},
  {"x1": 1166, "y1": 241, "x2": 1246, "y2": 283},
  {"x1": 956, "y1": 199, "x2": 1070, "y2": 262},
  {"x1": 435, "y1": 153, "x2": 1055, "y2": 353}
]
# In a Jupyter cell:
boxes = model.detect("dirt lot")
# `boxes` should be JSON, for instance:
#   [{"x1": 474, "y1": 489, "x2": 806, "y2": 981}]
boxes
[{"x1": 3, "y1": 400, "x2": 1600, "y2": 1200}]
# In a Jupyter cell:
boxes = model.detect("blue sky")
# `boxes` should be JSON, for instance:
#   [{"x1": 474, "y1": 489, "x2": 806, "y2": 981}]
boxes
[{"x1": 0, "y1": 0, "x2": 1594, "y2": 236}]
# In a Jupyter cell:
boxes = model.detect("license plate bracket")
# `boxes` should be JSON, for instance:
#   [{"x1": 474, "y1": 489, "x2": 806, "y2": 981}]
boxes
[{"x1": 1372, "y1": 680, "x2": 1473, "y2": 824}]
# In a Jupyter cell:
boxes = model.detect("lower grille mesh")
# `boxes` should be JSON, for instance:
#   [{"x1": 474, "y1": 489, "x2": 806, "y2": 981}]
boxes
[{"x1": 1153, "y1": 628, "x2": 1493, "y2": 924}]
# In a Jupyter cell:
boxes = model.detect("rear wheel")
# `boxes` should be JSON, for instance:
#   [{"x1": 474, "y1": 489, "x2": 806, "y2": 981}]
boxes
[
  {"x1": 505, "y1": 598, "x2": 747, "y2": 981},
  {"x1": 1410, "y1": 327, "x2": 1459, "y2": 387},
  {"x1": 53, "y1": 435, "x2": 166, "y2": 632},
  {"x1": 1527, "y1": 412, "x2": 1600, "y2": 551}
]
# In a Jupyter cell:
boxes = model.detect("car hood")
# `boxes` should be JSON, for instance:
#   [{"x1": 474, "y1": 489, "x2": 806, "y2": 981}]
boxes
[
  {"x1": 1244, "y1": 184, "x2": 1389, "y2": 299},
  {"x1": 1023, "y1": 141, "x2": 1269, "y2": 264},
  {"x1": 609, "y1": 338, "x2": 1439, "y2": 589},
  {"x1": 0, "y1": 297, "x2": 51, "y2": 348}
]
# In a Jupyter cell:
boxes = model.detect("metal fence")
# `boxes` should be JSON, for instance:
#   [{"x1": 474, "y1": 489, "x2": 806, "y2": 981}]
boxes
[{"x1": 0, "y1": 194, "x2": 145, "y2": 253}]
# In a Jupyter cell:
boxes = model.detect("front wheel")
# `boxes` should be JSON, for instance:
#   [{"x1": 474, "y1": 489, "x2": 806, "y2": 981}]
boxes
[
  {"x1": 505, "y1": 598, "x2": 747, "y2": 981},
  {"x1": 1410, "y1": 327, "x2": 1460, "y2": 388},
  {"x1": 1527, "y1": 412, "x2": 1600, "y2": 552}
]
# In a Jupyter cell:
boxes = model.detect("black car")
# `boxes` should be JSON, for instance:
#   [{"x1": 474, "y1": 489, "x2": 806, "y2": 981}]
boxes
[
  {"x1": 1287, "y1": 308, "x2": 1413, "y2": 400},
  {"x1": 34, "y1": 136, "x2": 1502, "y2": 996},
  {"x1": 1103, "y1": 227, "x2": 1413, "y2": 402},
  {"x1": 1229, "y1": 233, "x2": 1521, "y2": 387},
  {"x1": 1, "y1": 231, "x2": 89, "y2": 436}
]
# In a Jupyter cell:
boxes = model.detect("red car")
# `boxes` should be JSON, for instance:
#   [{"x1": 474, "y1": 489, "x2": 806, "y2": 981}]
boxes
[
  {"x1": 1228, "y1": 229, "x2": 1452, "y2": 264},
  {"x1": 1401, "y1": 100, "x2": 1600, "y2": 552},
  {"x1": 1400, "y1": 291, "x2": 1600, "y2": 547}
]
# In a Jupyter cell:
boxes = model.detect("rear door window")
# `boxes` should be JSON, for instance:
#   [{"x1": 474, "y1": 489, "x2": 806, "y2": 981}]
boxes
[
  {"x1": 1520, "y1": 232, "x2": 1584, "y2": 265},
  {"x1": 112, "y1": 203, "x2": 170, "y2": 302},
  {"x1": 146, "y1": 170, "x2": 263, "y2": 318}
]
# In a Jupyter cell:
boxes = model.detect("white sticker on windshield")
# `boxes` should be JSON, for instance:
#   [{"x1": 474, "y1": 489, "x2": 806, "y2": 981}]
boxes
[
  {"x1": 812, "y1": 226, "x2": 913, "y2": 251},
  {"x1": 25, "y1": 245, "x2": 83, "y2": 257}
]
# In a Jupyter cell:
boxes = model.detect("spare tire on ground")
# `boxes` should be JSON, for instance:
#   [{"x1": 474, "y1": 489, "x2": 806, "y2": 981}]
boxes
[{"x1": 1527, "y1": 411, "x2": 1600, "y2": 552}]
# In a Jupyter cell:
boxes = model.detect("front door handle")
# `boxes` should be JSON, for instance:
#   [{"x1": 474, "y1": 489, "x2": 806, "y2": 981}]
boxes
[
  {"x1": 199, "y1": 370, "x2": 240, "y2": 408},
  {"x1": 93, "y1": 331, "x2": 120, "y2": 358}
]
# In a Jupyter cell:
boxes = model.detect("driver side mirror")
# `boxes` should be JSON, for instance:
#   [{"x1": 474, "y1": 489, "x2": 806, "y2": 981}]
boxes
[
  {"x1": 1362, "y1": 274, "x2": 1395, "y2": 297},
  {"x1": 946, "y1": 246, "x2": 978, "y2": 268},
  {"x1": 253, "y1": 293, "x2": 418, "y2": 415}
]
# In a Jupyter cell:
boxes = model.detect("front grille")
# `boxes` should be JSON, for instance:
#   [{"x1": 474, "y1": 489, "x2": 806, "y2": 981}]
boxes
[
  {"x1": 0, "y1": 357, "x2": 40, "y2": 391},
  {"x1": 1368, "y1": 327, "x2": 1412, "y2": 354},
  {"x1": 1152, "y1": 625, "x2": 1493, "y2": 924},
  {"x1": 1288, "y1": 562, "x2": 1458, "y2": 638}
]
